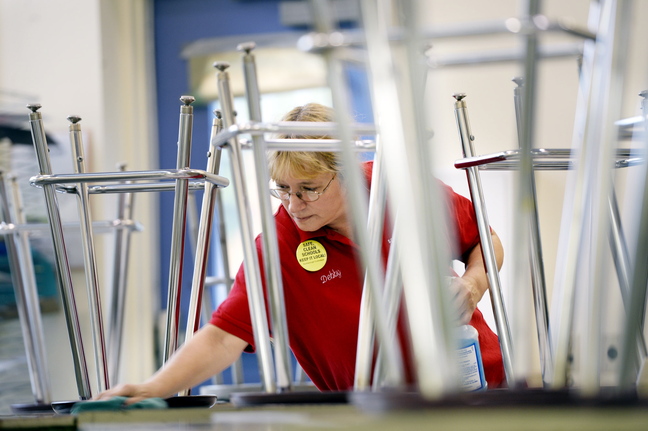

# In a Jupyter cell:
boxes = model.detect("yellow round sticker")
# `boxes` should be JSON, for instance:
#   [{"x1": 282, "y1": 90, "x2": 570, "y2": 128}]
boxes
[{"x1": 296, "y1": 240, "x2": 327, "y2": 272}]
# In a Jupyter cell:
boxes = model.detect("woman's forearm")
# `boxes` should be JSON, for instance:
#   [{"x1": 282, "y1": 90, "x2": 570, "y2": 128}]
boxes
[
  {"x1": 96, "y1": 324, "x2": 247, "y2": 402},
  {"x1": 462, "y1": 230, "x2": 504, "y2": 304},
  {"x1": 450, "y1": 230, "x2": 505, "y2": 324},
  {"x1": 144, "y1": 324, "x2": 247, "y2": 397}
]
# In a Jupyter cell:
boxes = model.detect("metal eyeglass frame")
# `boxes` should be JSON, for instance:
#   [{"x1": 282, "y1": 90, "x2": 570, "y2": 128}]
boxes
[{"x1": 269, "y1": 173, "x2": 336, "y2": 202}]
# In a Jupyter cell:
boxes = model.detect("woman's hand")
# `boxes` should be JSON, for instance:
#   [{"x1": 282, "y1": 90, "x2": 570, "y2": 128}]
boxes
[
  {"x1": 94, "y1": 382, "x2": 162, "y2": 405},
  {"x1": 449, "y1": 276, "x2": 481, "y2": 325},
  {"x1": 451, "y1": 230, "x2": 504, "y2": 324}
]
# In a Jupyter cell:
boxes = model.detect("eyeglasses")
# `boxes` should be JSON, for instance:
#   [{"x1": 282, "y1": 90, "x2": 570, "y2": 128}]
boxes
[{"x1": 270, "y1": 174, "x2": 336, "y2": 202}]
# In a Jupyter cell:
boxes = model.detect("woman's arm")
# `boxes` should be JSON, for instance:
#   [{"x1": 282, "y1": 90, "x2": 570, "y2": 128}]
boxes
[
  {"x1": 95, "y1": 324, "x2": 247, "y2": 404},
  {"x1": 451, "y1": 230, "x2": 504, "y2": 324}
]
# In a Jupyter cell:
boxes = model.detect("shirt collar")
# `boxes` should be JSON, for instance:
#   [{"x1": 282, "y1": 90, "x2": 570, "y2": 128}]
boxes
[{"x1": 296, "y1": 222, "x2": 355, "y2": 247}]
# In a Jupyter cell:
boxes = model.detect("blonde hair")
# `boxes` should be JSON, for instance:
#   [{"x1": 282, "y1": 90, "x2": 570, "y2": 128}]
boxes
[{"x1": 269, "y1": 103, "x2": 340, "y2": 181}]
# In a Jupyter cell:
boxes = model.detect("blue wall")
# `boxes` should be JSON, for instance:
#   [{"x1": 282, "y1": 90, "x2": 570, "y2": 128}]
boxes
[
  {"x1": 153, "y1": 0, "x2": 288, "y2": 314},
  {"x1": 153, "y1": 0, "x2": 294, "y2": 387}
]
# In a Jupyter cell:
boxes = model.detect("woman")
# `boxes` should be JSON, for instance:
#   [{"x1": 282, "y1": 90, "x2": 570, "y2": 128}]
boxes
[{"x1": 97, "y1": 103, "x2": 505, "y2": 403}]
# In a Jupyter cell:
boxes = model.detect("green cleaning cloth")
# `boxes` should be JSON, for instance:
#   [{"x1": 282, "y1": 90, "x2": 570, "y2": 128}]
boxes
[{"x1": 70, "y1": 396, "x2": 168, "y2": 414}]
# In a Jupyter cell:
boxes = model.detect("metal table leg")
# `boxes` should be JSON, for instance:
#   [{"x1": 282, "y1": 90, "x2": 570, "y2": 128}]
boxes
[
  {"x1": 354, "y1": 0, "x2": 459, "y2": 398},
  {"x1": 371, "y1": 218, "x2": 404, "y2": 391},
  {"x1": 184, "y1": 111, "x2": 223, "y2": 341},
  {"x1": 550, "y1": 0, "x2": 604, "y2": 390},
  {"x1": 214, "y1": 62, "x2": 277, "y2": 393},
  {"x1": 238, "y1": 43, "x2": 293, "y2": 392},
  {"x1": 310, "y1": 0, "x2": 405, "y2": 393},
  {"x1": 513, "y1": 1, "x2": 543, "y2": 387},
  {"x1": 512, "y1": 77, "x2": 553, "y2": 385},
  {"x1": 67, "y1": 116, "x2": 110, "y2": 392},
  {"x1": 355, "y1": 139, "x2": 389, "y2": 391},
  {"x1": 608, "y1": 186, "x2": 648, "y2": 368},
  {"x1": 533, "y1": 0, "x2": 641, "y2": 396},
  {"x1": 27, "y1": 104, "x2": 92, "y2": 400},
  {"x1": 106, "y1": 163, "x2": 135, "y2": 384},
  {"x1": 0, "y1": 173, "x2": 52, "y2": 410},
  {"x1": 619, "y1": 93, "x2": 648, "y2": 392},
  {"x1": 163, "y1": 96, "x2": 195, "y2": 362},
  {"x1": 208, "y1": 187, "x2": 243, "y2": 386},
  {"x1": 180, "y1": 109, "x2": 229, "y2": 397},
  {"x1": 453, "y1": 94, "x2": 516, "y2": 388}
]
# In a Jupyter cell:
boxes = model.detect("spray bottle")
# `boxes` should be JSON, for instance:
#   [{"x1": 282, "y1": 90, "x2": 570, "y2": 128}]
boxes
[{"x1": 456, "y1": 324, "x2": 487, "y2": 391}]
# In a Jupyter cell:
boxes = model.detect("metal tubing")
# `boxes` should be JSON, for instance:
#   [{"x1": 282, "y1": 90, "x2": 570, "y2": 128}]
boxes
[
  {"x1": 211, "y1": 122, "x2": 377, "y2": 149},
  {"x1": 521, "y1": 150, "x2": 554, "y2": 385},
  {"x1": 310, "y1": 0, "x2": 403, "y2": 390},
  {"x1": 32, "y1": 169, "x2": 228, "y2": 188},
  {"x1": 86, "y1": 181, "x2": 207, "y2": 194},
  {"x1": 513, "y1": 77, "x2": 524, "y2": 142},
  {"x1": 8, "y1": 175, "x2": 52, "y2": 403},
  {"x1": 454, "y1": 148, "x2": 638, "y2": 171},
  {"x1": 184, "y1": 111, "x2": 223, "y2": 343},
  {"x1": 179, "y1": 111, "x2": 223, "y2": 397},
  {"x1": 512, "y1": 77, "x2": 553, "y2": 385},
  {"x1": 578, "y1": 0, "x2": 630, "y2": 397},
  {"x1": 618, "y1": 177, "x2": 648, "y2": 391},
  {"x1": 211, "y1": 163, "x2": 243, "y2": 385},
  {"x1": 403, "y1": 0, "x2": 469, "y2": 394},
  {"x1": 428, "y1": 43, "x2": 584, "y2": 68},
  {"x1": 471, "y1": 159, "x2": 641, "y2": 170},
  {"x1": 258, "y1": 139, "x2": 375, "y2": 152},
  {"x1": 215, "y1": 62, "x2": 276, "y2": 392},
  {"x1": 619, "y1": 98, "x2": 648, "y2": 391},
  {"x1": 107, "y1": 163, "x2": 135, "y2": 384},
  {"x1": 608, "y1": 188, "x2": 647, "y2": 367},
  {"x1": 548, "y1": 0, "x2": 629, "y2": 395},
  {"x1": 354, "y1": 136, "x2": 388, "y2": 390},
  {"x1": 0, "y1": 173, "x2": 52, "y2": 405},
  {"x1": 68, "y1": 116, "x2": 110, "y2": 391},
  {"x1": 510, "y1": 0, "x2": 542, "y2": 390},
  {"x1": 358, "y1": 0, "x2": 457, "y2": 398},
  {"x1": 163, "y1": 95, "x2": 195, "y2": 362},
  {"x1": 238, "y1": 42, "x2": 293, "y2": 392},
  {"x1": 453, "y1": 94, "x2": 515, "y2": 388},
  {"x1": 372, "y1": 218, "x2": 404, "y2": 390},
  {"x1": 27, "y1": 104, "x2": 92, "y2": 399},
  {"x1": 549, "y1": 2, "x2": 599, "y2": 388},
  {"x1": 186, "y1": 193, "x2": 200, "y2": 260},
  {"x1": 294, "y1": 17, "x2": 595, "y2": 50},
  {"x1": 0, "y1": 219, "x2": 142, "y2": 237},
  {"x1": 609, "y1": 191, "x2": 633, "y2": 313}
]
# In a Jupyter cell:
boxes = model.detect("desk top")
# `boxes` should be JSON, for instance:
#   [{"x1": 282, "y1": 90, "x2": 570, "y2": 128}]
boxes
[{"x1": 3, "y1": 401, "x2": 648, "y2": 431}]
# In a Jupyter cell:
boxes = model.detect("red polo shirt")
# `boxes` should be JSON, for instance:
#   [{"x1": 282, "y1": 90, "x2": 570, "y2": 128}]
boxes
[{"x1": 210, "y1": 162, "x2": 505, "y2": 390}]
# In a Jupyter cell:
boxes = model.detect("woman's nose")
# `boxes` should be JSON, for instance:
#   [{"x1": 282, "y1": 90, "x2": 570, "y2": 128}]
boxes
[{"x1": 287, "y1": 193, "x2": 305, "y2": 210}]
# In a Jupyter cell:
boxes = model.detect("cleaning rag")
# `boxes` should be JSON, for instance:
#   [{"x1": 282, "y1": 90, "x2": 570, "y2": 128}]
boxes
[{"x1": 70, "y1": 396, "x2": 168, "y2": 414}]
